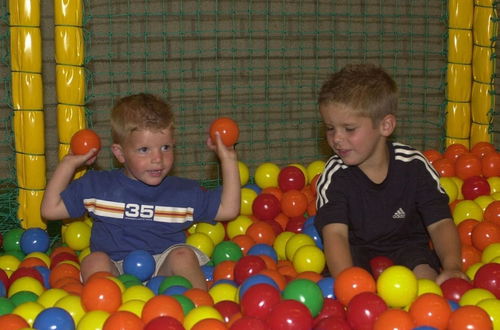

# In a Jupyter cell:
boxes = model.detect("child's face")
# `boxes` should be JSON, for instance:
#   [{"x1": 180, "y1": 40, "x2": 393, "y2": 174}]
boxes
[
  {"x1": 112, "y1": 128, "x2": 175, "y2": 186},
  {"x1": 320, "y1": 103, "x2": 392, "y2": 169}
]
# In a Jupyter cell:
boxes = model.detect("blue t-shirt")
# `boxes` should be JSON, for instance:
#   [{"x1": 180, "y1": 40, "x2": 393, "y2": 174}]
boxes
[{"x1": 61, "y1": 169, "x2": 221, "y2": 260}]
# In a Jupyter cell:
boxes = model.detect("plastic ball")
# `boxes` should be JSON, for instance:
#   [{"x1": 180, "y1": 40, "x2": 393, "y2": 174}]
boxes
[
  {"x1": 122, "y1": 285, "x2": 155, "y2": 303},
  {"x1": 292, "y1": 244, "x2": 325, "y2": 274},
  {"x1": 20, "y1": 228, "x2": 50, "y2": 254},
  {"x1": 62, "y1": 220, "x2": 91, "y2": 251},
  {"x1": 369, "y1": 256, "x2": 394, "y2": 280},
  {"x1": 280, "y1": 189, "x2": 308, "y2": 218},
  {"x1": 481, "y1": 151, "x2": 500, "y2": 178},
  {"x1": 254, "y1": 162, "x2": 281, "y2": 189},
  {"x1": 183, "y1": 287, "x2": 214, "y2": 307},
  {"x1": 247, "y1": 243, "x2": 278, "y2": 261},
  {"x1": 440, "y1": 278, "x2": 473, "y2": 303},
  {"x1": 439, "y1": 177, "x2": 458, "y2": 203},
  {"x1": 102, "y1": 310, "x2": 144, "y2": 330},
  {"x1": 81, "y1": 277, "x2": 122, "y2": 313},
  {"x1": 455, "y1": 152, "x2": 482, "y2": 180},
  {"x1": 141, "y1": 295, "x2": 184, "y2": 324},
  {"x1": 33, "y1": 307, "x2": 75, "y2": 330},
  {"x1": 70, "y1": 128, "x2": 101, "y2": 155},
  {"x1": 482, "y1": 242, "x2": 500, "y2": 263},
  {"x1": 53, "y1": 294, "x2": 86, "y2": 325},
  {"x1": 238, "y1": 274, "x2": 279, "y2": 299},
  {"x1": 306, "y1": 160, "x2": 326, "y2": 184},
  {"x1": 376, "y1": 265, "x2": 418, "y2": 308},
  {"x1": 252, "y1": 193, "x2": 281, "y2": 221},
  {"x1": 334, "y1": 267, "x2": 376, "y2": 306},
  {"x1": 209, "y1": 117, "x2": 239, "y2": 147},
  {"x1": 265, "y1": 299, "x2": 313, "y2": 330},
  {"x1": 408, "y1": 293, "x2": 451, "y2": 330},
  {"x1": 240, "y1": 282, "x2": 281, "y2": 319},
  {"x1": 273, "y1": 231, "x2": 295, "y2": 260},
  {"x1": 372, "y1": 308, "x2": 415, "y2": 330},
  {"x1": 208, "y1": 282, "x2": 238, "y2": 304},
  {"x1": 346, "y1": 291, "x2": 387, "y2": 330},
  {"x1": 471, "y1": 221, "x2": 500, "y2": 251},
  {"x1": 8, "y1": 276, "x2": 45, "y2": 297},
  {"x1": 245, "y1": 221, "x2": 276, "y2": 246},
  {"x1": 0, "y1": 313, "x2": 30, "y2": 329},
  {"x1": 0, "y1": 254, "x2": 21, "y2": 273},
  {"x1": 238, "y1": 161, "x2": 250, "y2": 186},
  {"x1": 278, "y1": 166, "x2": 306, "y2": 192},
  {"x1": 183, "y1": 305, "x2": 223, "y2": 330},
  {"x1": 144, "y1": 316, "x2": 184, "y2": 330},
  {"x1": 448, "y1": 305, "x2": 493, "y2": 330},
  {"x1": 459, "y1": 287, "x2": 495, "y2": 306},
  {"x1": 462, "y1": 175, "x2": 491, "y2": 200},
  {"x1": 213, "y1": 300, "x2": 240, "y2": 323},
  {"x1": 226, "y1": 215, "x2": 253, "y2": 239},
  {"x1": 417, "y1": 278, "x2": 443, "y2": 296},
  {"x1": 233, "y1": 255, "x2": 267, "y2": 285},
  {"x1": 476, "y1": 298, "x2": 500, "y2": 330},
  {"x1": 283, "y1": 278, "x2": 324, "y2": 317},
  {"x1": 0, "y1": 296, "x2": 16, "y2": 315},
  {"x1": 284, "y1": 233, "x2": 315, "y2": 261},
  {"x1": 159, "y1": 275, "x2": 193, "y2": 294},
  {"x1": 195, "y1": 222, "x2": 225, "y2": 246},
  {"x1": 76, "y1": 310, "x2": 110, "y2": 330},
  {"x1": 212, "y1": 241, "x2": 243, "y2": 265},
  {"x1": 123, "y1": 250, "x2": 155, "y2": 282},
  {"x1": 432, "y1": 158, "x2": 456, "y2": 177},
  {"x1": 473, "y1": 262, "x2": 500, "y2": 299},
  {"x1": 240, "y1": 188, "x2": 258, "y2": 216},
  {"x1": 186, "y1": 232, "x2": 214, "y2": 257},
  {"x1": 2, "y1": 228, "x2": 24, "y2": 252},
  {"x1": 12, "y1": 300, "x2": 44, "y2": 327},
  {"x1": 483, "y1": 200, "x2": 500, "y2": 226},
  {"x1": 452, "y1": 200, "x2": 483, "y2": 225}
]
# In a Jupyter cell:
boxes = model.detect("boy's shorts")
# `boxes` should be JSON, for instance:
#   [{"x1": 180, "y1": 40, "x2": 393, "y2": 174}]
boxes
[
  {"x1": 350, "y1": 242, "x2": 442, "y2": 273},
  {"x1": 113, "y1": 244, "x2": 210, "y2": 277}
]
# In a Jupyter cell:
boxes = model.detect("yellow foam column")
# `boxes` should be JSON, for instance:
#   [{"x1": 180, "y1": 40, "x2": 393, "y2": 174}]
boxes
[
  {"x1": 470, "y1": 0, "x2": 497, "y2": 146},
  {"x1": 9, "y1": 0, "x2": 46, "y2": 229},
  {"x1": 54, "y1": 0, "x2": 86, "y2": 172},
  {"x1": 446, "y1": 0, "x2": 474, "y2": 148}
]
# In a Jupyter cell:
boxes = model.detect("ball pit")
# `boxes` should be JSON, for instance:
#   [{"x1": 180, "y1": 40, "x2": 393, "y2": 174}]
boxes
[{"x1": 1, "y1": 151, "x2": 500, "y2": 328}]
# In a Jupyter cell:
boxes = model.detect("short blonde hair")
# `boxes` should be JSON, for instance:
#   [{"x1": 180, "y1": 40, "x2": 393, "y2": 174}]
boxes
[
  {"x1": 318, "y1": 63, "x2": 398, "y2": 123},
  {"x1": 111, "y1": 93, "x2": 174, "y2": 143}
]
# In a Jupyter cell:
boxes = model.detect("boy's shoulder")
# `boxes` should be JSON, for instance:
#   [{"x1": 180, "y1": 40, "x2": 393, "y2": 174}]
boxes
[{"x1": 391, "y1": 142, "x2": 429, "y2": 165}]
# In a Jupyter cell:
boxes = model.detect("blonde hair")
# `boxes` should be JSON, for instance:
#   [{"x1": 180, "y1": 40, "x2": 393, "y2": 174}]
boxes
[
  {"x1": 111, "y1": 93, "x2": 174, "y2": 143},
  {"x1": 318, "y1": 63, "x2": 398, "y2": 123}
]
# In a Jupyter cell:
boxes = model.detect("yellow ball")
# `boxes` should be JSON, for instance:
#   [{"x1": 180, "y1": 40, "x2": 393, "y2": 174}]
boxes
[
  {"x1": 459, "y1": 288, "x2": 495, "y2": 306},
  {"x1": 238, "y1": 161, "x2": 250, "y2": 186},
  {"x1": 284, "y1": 233, "x2": 315, "y2": 261},
  {"x1": 9, "y1": 276, "x2": 45, "y2": 297},
  {"x1": 240, "y1": 187, "x2": 258, "y2": 216},
  {"x1": 0, "y1": 254, "x2": 21, "y2": 272},
  {"x1": 186, "y1": 232, "x2": 215, "y2": 257},
  {"x1": 122, "y1": 285, "x2": 155, "y2": 303},
  {"x1": 226, "y1": 215, "x2": 254, "y2": 239},
  {"x1": 306, "y1": 160, "x2": 326, "y2": 184},
  {"x1": 492, "y1": 191, "x2": 500, "y2": 201},
  {"x1": 417, "y1": 278, "x2": 443, "y2": 296},
  {"x1": 451, "y1": 177, "x2": 464, "y2": 200},
  {"x1": 377, "y1": 265, "x2": 418, "y2": 308},
  {"x1": 254, "y1": 162, "x2": 280, "y2": 189},
  {"x1": 195, "y1": 222, "x2": 226, "y2": 246},
  {"x1": 452, "y1": 200, "x2": 483, "y2": 225},
  {"x1": 12, "y1": 301, "x2": 44, "y2": 327},
  {"x1": 439, "y1": 177, "x2": 458, "y2": 203},
  {"x1": 183, "y1": 305, "x2": 223, "y2": 330},
  {"x1": 487, "y1": 176, "x2": 500, "y2": 194},
  {"x1": 208, "y1": 282, "x2": 238, "y2": 303},
  {"x1": 477, "y1": 298, "x2": 500, "y2": 329},
  {"x1": 54, "y1": 294, "x2": 86, "y2": 325},
  {"x1": 473, "y1": 195, "x2": 494, "y2": 212},
  {"x1": 76, "y1": 310, "x2": 110, "y2": 330},
  {"x1": 273, "y1": 231, "x2": 295, "y2": 261},
  {"x1": 63, "y1": 220, "x2": 91, "y2": 251},
  {"x1": 292, "y1": 245, "x2": 325, "y2": 274},
  {"x1": 118, "y1": 299, "x2": 146, "y2": 318},
  {"x1": 466, "y1": 262, "x2": 485, "y2": 280},
  {"x1": 37, "y1": 288, "x2": 69, "y2": 308},
  {"x1": 481, "y1": 242, "x2": 500, "y2": 263}
]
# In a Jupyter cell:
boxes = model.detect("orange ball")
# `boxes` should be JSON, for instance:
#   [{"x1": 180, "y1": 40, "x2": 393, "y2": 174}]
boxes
[
  {"x1": 209, "y1": 117, "x2": 239, "y2": 147},
  {"x1": 455, "y1": 152, "x2": 482, "y2": 180},
  {"x1": 280, "y1": 190, "x2": 308, "y2": 218},
  {"x1": 448, "y1": 305, "x2": 493, "y2": 330},
  {"x1": 471, "y1": 141, "x2": 496, "y2": 159},
  {"x1": 444, "y1": 143, "x2": 469, "y2": 162},
  {"x1": 231, "y1": 234, "x2": 256, "y2": 255},
  {"x1": 70, "y1": 128, "x2": 101, "y2": 155},
  {"x1": 457, "y1": 218, "x2": 480, "y2": 246},
  {"x1": 258, "y1": 268, "x2": 287, "y2": 291},
  {"x1": 81, "y1": 277, "x2": 122, "y2": 313},
  {"x1": 49, "y1": 262, "x2": 81, "y2": 288},
  {"x1": 191, "y1": 318, "x2": 227, "y2": 330},
  {"x1": 409, "y1": 293, "x2": 451, "y2": 330},
  {"x1": 334, "y1": 266, "x2": 376, "y2": 306},
  {"x1": 262, "y1": 187, "x2": 283, "y2": 201},
  {"x1": 141, "y1": 295, "x2": 184, "y2": 324},
  {"x1": 213, "y1": 260, "x2": 236, "y2": 282},
  {"x1": 373, "y1": 308, "x2": 415, "y2": 330},
  {"x1": 481, "y1": 152, "x2": 500, "y2": 178},
  {"x1": 484, "y1": 200, "x2": 500, "y2": 226},
  {"x1": 0, "y1": 314, "x2": 30, "y2": 329},
  {"x1": 422, "y1": 149, "x2": 443, "y2": 164},
  {"x1": 461, "y1": 245, "x2": 482, "y2": 271},
  {"x1": 245, "y1": 221, "x2": 276, "y2": 246},
  {"x1": 183, "y1": 288, "x2": 214, "y2": 307},
  {"x1": 432, "y1": 158, "x2": 456, "y2": 177},
  {"x1": 471, "y1": 221, "x2": 500, "y2": 251},
  {"x1": 103, "y1": 311, "x2": 144, "y2": 330}
]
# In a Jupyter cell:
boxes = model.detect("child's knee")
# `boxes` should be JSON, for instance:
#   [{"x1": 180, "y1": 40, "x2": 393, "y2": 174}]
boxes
[{"x1": 168, "y1": 246, "x2": 198, "y2": 263}]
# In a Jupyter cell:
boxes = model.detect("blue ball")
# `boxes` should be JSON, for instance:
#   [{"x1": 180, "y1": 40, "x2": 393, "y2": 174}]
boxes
[
  {"x1": 34, "y1": 266, "x2": 51, "y2": 288},
  {"x1": 33, "y1": 307, "x2": 75, "y2": 330},
  {"x1": 304, "y1": 216, "x2": 315, "y2": 227},
  {"x1": 247, "y1": 243, "x2": 278, "y2": 261},
  {"x1": 302, "y1": 223, "x2": 323, "y2": 249},
  {"x1": 146, "y1": 275, "x2": 166, "y2": 295},
  {"x1": 201, "y1": 264, "x2": 214, "y2": 281},
  {"x1": 239, "y1": 273, "x2": 279, "y2": 299},
  {"x1": 20, "y1": 228, "x2": 50, "y2": 254},
  {"x1": 123, "y1": 249, "x2": 155, "y2": 282},
  {"x1": 244, "y1": 183, "x2": 262, "y2": 194},
  {"x1": 162, "y1": 285, "x2": 189, "y2": 296},
  {"x1": 317, "y1": 276, "x2": 335, "y2": 299}
]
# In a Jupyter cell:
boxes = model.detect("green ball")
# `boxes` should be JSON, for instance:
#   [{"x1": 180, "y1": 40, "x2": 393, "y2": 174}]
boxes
[
  {"x1": 9, "y1": 290, "x2": 39, "y2": 306},
  {"x1": 211, "y1": 241, "x2": 243, "y2": 265},
  {"x1": 282, "y1": 278, "x2": 324, "y2": 317},
  {"x1": 117, "y1": 273, "x2": 142, "y2": 288},
  {"x1": 172, "y1": 294, "x2": 195, "y2": 315},
  {"x1": 159, "y1": 275, "x2": 193, "y2": 294},
  {"x1": 0, "y1": 297, "x2": 15, "y2": 316},
  {"x1": 3, "y1": 228, "x2": 25, "y2": 252}
]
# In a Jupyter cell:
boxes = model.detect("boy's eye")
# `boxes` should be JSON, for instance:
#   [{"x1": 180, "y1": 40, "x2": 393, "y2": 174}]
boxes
[
  {"x1": 161, "y1": 145, "x2": 171, "y2": 151},
  {"x1": 138, "y1": 147, "x2": 148, "y2": 153},
  {"x1": 345, "y1": 127, "x2": 356, "y2": 132}
]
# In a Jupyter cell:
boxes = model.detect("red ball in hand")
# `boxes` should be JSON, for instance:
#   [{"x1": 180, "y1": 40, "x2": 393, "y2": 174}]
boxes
[
  {"x1": 209, "y1": 117, "x2": 239, "y2": 146},
  {"x1": 70, "y1": 129, "x2": 101, "y2": 155}
]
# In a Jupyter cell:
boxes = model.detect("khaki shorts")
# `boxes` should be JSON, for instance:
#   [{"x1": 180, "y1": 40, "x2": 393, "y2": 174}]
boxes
[{"x1": 113, "y1": 244, "x2": 210, "y2": 277}]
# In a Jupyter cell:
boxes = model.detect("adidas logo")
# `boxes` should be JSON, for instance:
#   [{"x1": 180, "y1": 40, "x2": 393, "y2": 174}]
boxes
[{"x1": 392, "y1": 208, "x2": 406, "y2": 219}]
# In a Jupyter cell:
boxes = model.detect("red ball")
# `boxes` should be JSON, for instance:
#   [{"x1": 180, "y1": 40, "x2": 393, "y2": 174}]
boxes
[
  {"x1": 346, "y1": 292, "x2": 387, "y2": 330},
  {"x1": 314, "y1": 317, "x2": 351, "y2": 330},
  {"x1": 440, "y1": 277, "x2": 474, "y2": 303},
  {"x1": 70, "y1": 128, "x2": 101, "y2": 155},
  {"x1": 285, "y1": 215, "x2": 307, "y2": 233},
  {"x1": 313, "y1": 298, "x2": 347, "y2": 326},
  {"x1": 265, "y1": 299, "x2": 313, "y2": 330},
  {"x1": 233, "y1": 255, "x2": 267, "y2": 285},
  {"x1": 278, "y1": 166, "x2": 306, "y2": 192},
  {"x1": 369, "y1": 256, "x2": 394, "y2": 280},
  {"x1": 144, "y1": 316, "x2": 184, "y2": 330},
  {"x1": 214, "y1": 300, "x2": 240, "y2": 323},
  {"x1": 241, "y1": 283, "x2": 281, "y2": 319},
  {"x1": 461, "y1": 175, "x2": 490, "y2": 200},
  {"x1": 209, "y1": 117, "x2": 239, "y2": 146},
  {"x1": 473, "y1": 262, "x2": 500, "y2": 299},
  {"x1": 252, "y1": 194, "x2": 281, "y2": 221},
  {"x1": 229, "y1": 315, "x2": 268, "y2": 329}
]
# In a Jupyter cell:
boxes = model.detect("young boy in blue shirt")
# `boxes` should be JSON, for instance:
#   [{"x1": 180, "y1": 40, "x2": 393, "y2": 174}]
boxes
[
  {"x1": 41, "y1": 93, "x2": 240, "y2": 289},
  {"x1": 314, "y1": 64, "x2": 468, "y2": 284}
]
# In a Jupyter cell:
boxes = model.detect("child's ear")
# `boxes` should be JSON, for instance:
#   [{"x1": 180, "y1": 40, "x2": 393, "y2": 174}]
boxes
[
  {"x1": 111, "y1": 144, "x2": 126, "y2": 164},
  {"x1": 380, "y1": 114, "x2": 396, "y2": 137}
]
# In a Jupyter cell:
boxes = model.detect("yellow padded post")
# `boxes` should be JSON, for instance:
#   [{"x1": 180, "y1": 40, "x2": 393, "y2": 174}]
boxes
[
  {"x1": 446, "y1": 0, "x2": 473, "y2": 148},
  {"x1": 470, "y1": 0, "x2": 497, "y2": 146},
  {"x1": 9, "y1": 0, "x2": 46, "y2": 229}
]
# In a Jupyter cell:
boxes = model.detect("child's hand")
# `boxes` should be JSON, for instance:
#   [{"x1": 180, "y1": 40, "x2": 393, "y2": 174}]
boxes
[
  {"x1": 206, "y1": 132, "x2": 237, "y2": 161},
  {"x1": 436, "y1": 268, "x2": 469, "y2": 285},
  {"x1": 62, "y1": 148, "x2": 99, "y2": 168}
]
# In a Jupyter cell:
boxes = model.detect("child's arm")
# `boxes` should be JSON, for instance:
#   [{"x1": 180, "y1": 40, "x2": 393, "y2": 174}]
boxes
[
  {"x1": 41, "y1": 149, "x2": 98, "y2": 220},
  {"x1": 322, "y1": 222, "x2": 353, "y2": 277},
  {"x1": 206, "y1": 132, "x2": 241, "y2": 221},
  {"x1": 427, "y1": 218, "x2": 469, "y2": 284}
]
